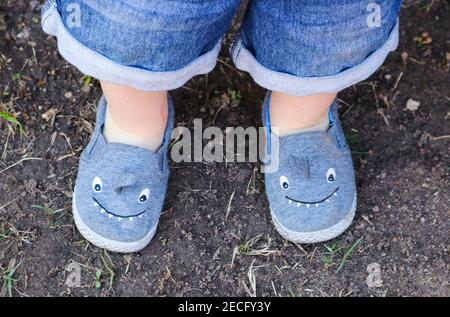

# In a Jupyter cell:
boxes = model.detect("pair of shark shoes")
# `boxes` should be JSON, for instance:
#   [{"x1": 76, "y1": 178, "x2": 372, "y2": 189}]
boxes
[{"x1": 72, "y1": 93, "x2": 356, "y2": 253}]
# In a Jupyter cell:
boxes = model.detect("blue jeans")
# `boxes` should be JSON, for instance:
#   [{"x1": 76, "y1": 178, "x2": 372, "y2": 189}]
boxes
[{"x1": 42, "y1": 0, "x2": 401, "y2": 96}]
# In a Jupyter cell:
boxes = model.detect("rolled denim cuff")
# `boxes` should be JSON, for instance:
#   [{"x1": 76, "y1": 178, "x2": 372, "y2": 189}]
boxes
[
  {"x1": 231, "y1": 20, "x2": 399, "y2": 96},
  {"x1": 41, "y1": 0, "x2": 220, "y2": 91}
]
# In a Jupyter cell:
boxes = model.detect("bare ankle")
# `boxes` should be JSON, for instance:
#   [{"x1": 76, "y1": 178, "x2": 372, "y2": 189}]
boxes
[
  {"x1": 269, "y1": 91, "x2": 337, "y2": 136},
  {"x1": 101, "y1": 81, "x2": 168, "y2": 151}
]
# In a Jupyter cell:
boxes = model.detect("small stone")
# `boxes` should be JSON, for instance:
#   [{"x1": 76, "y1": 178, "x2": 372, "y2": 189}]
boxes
[
  {"x1": 401, "y1": 52, "x2": 408, "y2": 64},
  {"x1": 406, "y1": 99, "x2": 420, "y2": 111},
  {"x1": 421, "y1": 32, "x2": 432, "y2": 44},
  {"x1": 372, "y1": 206, "x2": 380, "y2": 213},
  {"x1": 41, "y1": 108, "x2": 57, "y2": 122},
  {"x1": 64, "y1": 91, "x2": 73, "y2": 99},
  {"x1": 17, "y1": 28, "x2": 30, "y2": 39}
]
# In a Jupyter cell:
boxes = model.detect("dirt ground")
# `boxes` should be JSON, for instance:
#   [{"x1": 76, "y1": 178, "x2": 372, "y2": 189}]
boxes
[{"x1": 0, "y1": 0, "x2": 449, "y2": 297}]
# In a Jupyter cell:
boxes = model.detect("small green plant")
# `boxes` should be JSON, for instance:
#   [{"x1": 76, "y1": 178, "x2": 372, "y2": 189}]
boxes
[
  {"x1": 82, "y1": 75, "x2": 92, "y2": 88},
  {"x1": 31, "y1": 205, "x2": 63, "y2": 228},
  {"x1": 11, "y1": 73, "x2": 21, "y2": 81},
  {"x1": 0, "y1": 111, "x2": 24, "y2": 139},
  {"x1": 345, "y1": 129, "x2": 361, "y2": 145},
  {"x1": 0, "y1": 228, "x2": 12, "y2": 243},
  {"x1": 288, "y1": 288, "x2": 301, "y2": 297},
  {"x1": 100, "y1": 254, "x2": 115, "y2": 289},
  {"x1": 238, "y1": 243, "x2": 250, "y2": 254},
  {"x1": 1, "y1": 260, "x2": 21, "y2": 297},
  {"x1": 336, "y1": 237, "x2": 364, "y2": 273},
  {"x1": 322, "y1": 242, "x2": 344, "y2": 266},
  {"x1": 228, "y1": 89, "x2": 242, "y2": 101},
  {"x1": 234, "y1": 235, "x2": 277, "y2": 258},
  {"x1": 2, "y1": 87, "x2": 9, "y2": 97}
]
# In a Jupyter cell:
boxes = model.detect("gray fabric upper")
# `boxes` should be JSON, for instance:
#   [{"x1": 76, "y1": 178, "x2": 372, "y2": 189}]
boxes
[
  {"x1": 73, "y1": 96, "x2": 174, "y2": 243},
  {"x1": 263, "y1": 93, "x2": 356, "y2": 233}
]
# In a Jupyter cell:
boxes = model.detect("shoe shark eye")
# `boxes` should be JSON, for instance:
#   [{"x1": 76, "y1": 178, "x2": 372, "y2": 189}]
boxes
[
  {"x1": 92, "y1": 177, "x2": 103, "y2": 192},
  {"x1": 279, "y1": 176, "x2": 290, "y2": 190},
  {"x1": 138, "y1": 188, "x2": 150, "y2": 203},
  {"x1": 326, "y1": 168, "x2": 336, "y2": 183}
]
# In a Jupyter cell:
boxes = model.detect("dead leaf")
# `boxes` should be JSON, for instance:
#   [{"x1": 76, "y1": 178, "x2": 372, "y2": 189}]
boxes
[{"x1": 41, "y1": 108, "x2": 57, "y2": 126}]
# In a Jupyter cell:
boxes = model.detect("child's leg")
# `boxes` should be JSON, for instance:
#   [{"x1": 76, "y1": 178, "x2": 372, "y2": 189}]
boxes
[
  {"x1": 41, "y1": 0, "x2": 241, "y2": 252},
  {"x1": 43, "y1": 0, "x2": 242, "y2": 153},
  {"x1": 101, "y1": 82, "x2": 168, "y2": 152},
  {"x1": 269, "y1": 91, "x2": 336, "y2": 136},
  {"x1": 233, "y1": 0, "x2": 402, "y2": 243}
]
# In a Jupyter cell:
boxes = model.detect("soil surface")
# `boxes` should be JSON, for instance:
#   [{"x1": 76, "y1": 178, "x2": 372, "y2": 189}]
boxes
[{"x1": 0, "y1": 0, "x2": 449, "y2": 297}]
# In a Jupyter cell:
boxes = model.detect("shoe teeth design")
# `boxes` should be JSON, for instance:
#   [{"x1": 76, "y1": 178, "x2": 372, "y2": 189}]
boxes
[
  {"x1": 316, "y1": 204, "x2": 319, "y2": 207},
  {"x1": 297, "y1": 203, "x2": 301, "y2": 207},
  {"x1": 334, "y1": 193, "x2": 338, "y2": 196},
  {"x1": 326, "y1": 199, "x2": 330, "y2": 203},
  {"x1": 89, "y1": 198, "x2": 148, "y2": 221},
  {"x1": 288, "y1": 200, "x2": 292, "y2": 204},
  {"x1": 306, "y1": 204, "x2": 310, "y2": 208}
]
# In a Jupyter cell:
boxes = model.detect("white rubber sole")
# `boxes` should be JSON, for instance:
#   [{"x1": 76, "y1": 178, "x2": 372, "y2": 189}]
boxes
[
  {"x1": 271, "y1": 193, "x2": 357, "y2": 244},
  {"x1": 72, "y1": 195, "x2": 157, "y2": 253}
]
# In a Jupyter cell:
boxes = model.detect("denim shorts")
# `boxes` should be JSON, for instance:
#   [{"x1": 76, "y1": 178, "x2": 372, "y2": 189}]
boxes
[{"x1": 41, "y1": 0, "x2": 401, "y2": 96}]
